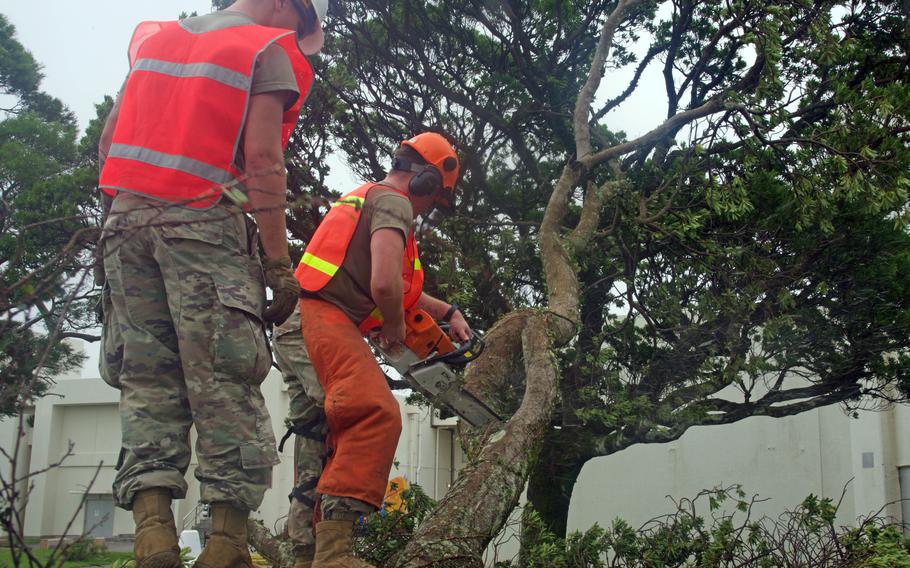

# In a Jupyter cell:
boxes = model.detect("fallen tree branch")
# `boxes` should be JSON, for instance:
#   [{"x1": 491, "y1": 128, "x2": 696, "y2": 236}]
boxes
[{"x1": 248, "y1": 519, "x2": 295, "y2": 568}]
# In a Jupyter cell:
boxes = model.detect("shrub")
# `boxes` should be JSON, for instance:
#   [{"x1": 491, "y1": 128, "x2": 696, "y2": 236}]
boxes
[
  {"x1": 109, "y1": 546, "x2": 196, "y2": 568},
  {"x1": 354, "y1": 483, "x2": 437, "y2": 566},
  {"x1": 517, "y1": 485, "x2": 910, "y2": 567}
]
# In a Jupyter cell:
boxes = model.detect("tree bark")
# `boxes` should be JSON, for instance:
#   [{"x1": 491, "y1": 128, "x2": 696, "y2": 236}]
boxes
[{"x1": 462, "y1": 310, "x2": 532, "y2": 412}]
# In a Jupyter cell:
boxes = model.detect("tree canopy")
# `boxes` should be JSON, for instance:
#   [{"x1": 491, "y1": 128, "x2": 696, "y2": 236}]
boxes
[{"x1": 0, "y1": 13, "x2": 105, "y2": 416}]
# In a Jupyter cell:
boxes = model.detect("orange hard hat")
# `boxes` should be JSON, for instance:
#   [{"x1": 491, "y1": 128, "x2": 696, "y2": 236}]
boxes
[{"x1": 399, "y1": 132, "x2": 460, "y2": 194}]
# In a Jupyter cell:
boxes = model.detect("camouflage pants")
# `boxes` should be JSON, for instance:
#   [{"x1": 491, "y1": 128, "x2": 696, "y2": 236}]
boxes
[
  {"x1": 273, "y1": 308, "x2": 374, "y2": 548},
  {"x1": 100, "y1": 193, "x2": 278, "y2": 511}
]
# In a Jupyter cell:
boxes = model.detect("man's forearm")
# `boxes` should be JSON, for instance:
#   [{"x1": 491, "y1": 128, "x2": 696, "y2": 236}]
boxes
[
  {"x1": 247, "y1": 169, "x2": 289, "y2": 260},
  {"x1": 242, "y1": 91, "x2": 292, "y2": 261},
  {"x1": 416, "y1": 292, "x2": 452, "y2": 321},
  {"x1": 98, "y1": 94, "x2": 122, "y2": 173},
  {"x1": 372, "y1": 279, "x2": 404, "y2": 327}
]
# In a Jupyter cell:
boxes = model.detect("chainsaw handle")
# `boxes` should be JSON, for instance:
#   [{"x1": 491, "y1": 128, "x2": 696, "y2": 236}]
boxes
[{"x1": 425, "y1": 330, "x2": 485, "y2": 367}]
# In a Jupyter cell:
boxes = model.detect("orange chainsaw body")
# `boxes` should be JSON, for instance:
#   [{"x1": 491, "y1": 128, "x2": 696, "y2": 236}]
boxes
[{"x1": 403, "y1": 309, "x2": 455, "y2": 359}]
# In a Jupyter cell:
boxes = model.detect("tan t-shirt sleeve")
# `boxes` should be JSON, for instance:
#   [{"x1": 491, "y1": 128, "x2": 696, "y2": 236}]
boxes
[
  {"x1": 252, "y1": 44, "x2": 300, "y2": 110},
  {"x1": 369, "y1": 192, "x2": 413, "y2": 241}
]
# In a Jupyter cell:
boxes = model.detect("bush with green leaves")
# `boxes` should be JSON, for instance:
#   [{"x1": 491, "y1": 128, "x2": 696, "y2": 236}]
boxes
[
  {"x1": 353, "y1": 483, "x2": 437, "y2": 566},
  {"x1": 517, "y1": 486, "x2": 910, "y2": 568}
]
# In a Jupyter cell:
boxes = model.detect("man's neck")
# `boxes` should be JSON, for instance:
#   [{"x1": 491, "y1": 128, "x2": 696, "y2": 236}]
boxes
[
  {"x1": 224, "y1": 0, "x2": 269, "y2": 25},
  {"x1": 377, "y1": 172, "x2": 411, "y2": 195}
]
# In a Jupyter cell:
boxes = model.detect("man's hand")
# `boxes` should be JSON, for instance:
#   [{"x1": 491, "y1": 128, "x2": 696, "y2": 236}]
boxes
[
  {"x1": 93, "y1": 248, "x2": 106, "y2": 288},
  {"x1": 262, "y1": 256, "x2": 300, "y2": 325},
  {"x1": 448, "y1": 310, "x2": 471, "y2": 343},
  {"x1": 376, "y1": 318, "x2": 406, "y2": 354}
]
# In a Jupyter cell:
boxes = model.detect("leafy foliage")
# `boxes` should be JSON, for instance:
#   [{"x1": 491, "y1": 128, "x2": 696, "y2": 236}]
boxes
[
  {"x1": 109, "y1": 546, "x2": 196, "y2": 568},
  {"x1": 354, "y1": 483, "x2": 437, "y2": 566},
  {"x1": 517, "y1": 486, "x2": 910, "y2": 567},
  {"x1": 0, "y1": 16, "x2": 105, "y2": 416},
  {"x1": 61, "y1": 540, "x2": 107, "y2": 562}
]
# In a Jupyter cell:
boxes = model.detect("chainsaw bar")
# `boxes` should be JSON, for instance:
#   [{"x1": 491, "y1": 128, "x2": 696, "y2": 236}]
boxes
[
  {"x1": 407, "y1": 363, "x2": 501, "y2": 427},
  {"x1": 372, "y1": 313, "x2": 501, "y2": 427}
]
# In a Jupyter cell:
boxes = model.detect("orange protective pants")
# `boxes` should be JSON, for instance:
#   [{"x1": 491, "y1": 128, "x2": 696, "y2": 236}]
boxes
[{"x1": 298, "y1": 297, "x2": 402, "y2": 509}]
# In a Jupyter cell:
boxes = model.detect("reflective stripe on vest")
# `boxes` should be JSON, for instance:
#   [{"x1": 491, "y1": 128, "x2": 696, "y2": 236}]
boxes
[
  {"x1": 300, "y1": 252, "x2": 339, "y2": 278},
  {"x1": 295, "y1": 184, "x2": 424, "y2": 334},
  {"x1": 98, "y1": 19, "x2": 313, "y2": 209},
  {"x1": 130, "y1": 59, "x2": 252, "y2": 90},
  {"x1": 332, "y1": 196, "x2": 365, "y2": 210},
  {"x1": 107, "y1": 143, "x2": 235, "y2": 185}
]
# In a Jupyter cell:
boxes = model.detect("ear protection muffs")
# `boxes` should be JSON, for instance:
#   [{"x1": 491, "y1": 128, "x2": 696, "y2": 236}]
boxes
[{"x1": 393, "y1": 157, "x2": 443, "y2": 197}]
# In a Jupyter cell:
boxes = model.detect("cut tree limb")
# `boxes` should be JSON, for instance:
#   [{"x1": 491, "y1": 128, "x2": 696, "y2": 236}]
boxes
[{"x1": 392, "y1": 313, "x2": 558, "y2": 567}]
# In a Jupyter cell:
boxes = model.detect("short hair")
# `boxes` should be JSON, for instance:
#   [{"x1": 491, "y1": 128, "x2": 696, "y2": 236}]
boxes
[{"x1": 392, "y1": 145, "x2": 427, "y2": 167}]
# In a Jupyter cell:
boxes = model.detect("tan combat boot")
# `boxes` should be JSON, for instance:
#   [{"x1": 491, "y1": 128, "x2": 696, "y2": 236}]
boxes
[
  {"x1": 293, "y1": 544, "x2": 316, "y2": 568},
  {"x1": 132, "y1": 488, "x2": 181, "y2": 568},
  {"x1": 312, "y1": 520, "x2": 374, "y2": 568},
  {"x1": 193, "y1": 503, "x2": 253, "y2": 568}
]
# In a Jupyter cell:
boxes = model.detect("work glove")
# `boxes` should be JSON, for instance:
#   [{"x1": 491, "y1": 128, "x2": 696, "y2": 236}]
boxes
[
  {"x1": 262, "y1": 255, "x2": 300, "y2": 326},
  {"x1": 93, "y1": 259, "x2": 106, "y2": 288}
]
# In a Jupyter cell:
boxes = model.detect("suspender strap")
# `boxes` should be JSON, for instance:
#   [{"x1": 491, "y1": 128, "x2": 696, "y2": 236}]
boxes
[
  {"x1": 277, "y1": 416, "x2": 326, "y2": 453},
  {"x1": 288, "y1": 477, "x2": 319, "y2": 507}
]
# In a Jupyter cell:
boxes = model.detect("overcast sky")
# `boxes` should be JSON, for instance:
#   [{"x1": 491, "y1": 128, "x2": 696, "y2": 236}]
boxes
[
  {"x1": 3, "y1": 0, "x2": 216, "y2": 132},
  {"x1": 3, "y1": 1, "x2": 668, "y2": 138}
]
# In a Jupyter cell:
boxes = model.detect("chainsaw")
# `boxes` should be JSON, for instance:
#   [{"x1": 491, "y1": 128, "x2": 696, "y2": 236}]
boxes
[{"x1": 371, "y1": 309, "x2": 501, "y2": 428}]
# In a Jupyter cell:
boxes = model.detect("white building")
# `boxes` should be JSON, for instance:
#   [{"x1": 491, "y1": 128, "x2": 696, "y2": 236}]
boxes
[
  {"x1": 2, "y1": 339, "x2": 909, "y2": 553},
  {"x1": 1, "y1": 346, "x2": 464, "y2": 540},
  {"x1": 569, "y1": 401, "x2": 910, "y2": 533}
]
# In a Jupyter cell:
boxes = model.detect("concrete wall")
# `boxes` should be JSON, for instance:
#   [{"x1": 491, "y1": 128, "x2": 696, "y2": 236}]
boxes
[
  {"x1": 22, "y1": 377, "x2": 132, "y2": 537},
  {"x1": 568, "y1": 402, "x2": 909, "y2": 537}
]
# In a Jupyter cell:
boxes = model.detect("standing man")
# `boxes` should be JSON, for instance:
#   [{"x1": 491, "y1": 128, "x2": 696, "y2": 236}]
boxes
[
  {"x1": 293, "y1": 132, "x2": 472, "y2": 567},
  {"x1": 272, "y1": 307, "x2": 327, "y2": 568},
  {"x1": 96, "y1": 2, "x2": 327, "y2": 567}
]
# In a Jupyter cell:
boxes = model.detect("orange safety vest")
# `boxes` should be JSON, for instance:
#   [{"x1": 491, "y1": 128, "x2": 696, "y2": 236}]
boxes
[
  {"x1": 295, "y1": 184, "x2": 424, "y2": 334},
  {"x1": 99, "y1": 19, "x2": 313, "y2": 208}
]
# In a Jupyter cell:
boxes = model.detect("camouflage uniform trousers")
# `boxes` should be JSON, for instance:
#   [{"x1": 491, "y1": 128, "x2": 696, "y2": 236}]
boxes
[
  {"x1": 99, "y1": 192, "x2": 279, "y2": 512},
  {"x1": 273, "y1": 307, "x2": 375, "y2": 549}
]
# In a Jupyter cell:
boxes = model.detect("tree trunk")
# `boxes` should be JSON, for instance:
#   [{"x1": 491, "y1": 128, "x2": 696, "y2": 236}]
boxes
[{"x1": 391, "y1": 314, "x2": 557, "y2": 567}]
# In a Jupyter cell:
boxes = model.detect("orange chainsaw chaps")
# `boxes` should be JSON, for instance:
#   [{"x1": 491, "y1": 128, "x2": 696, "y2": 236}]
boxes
[
  {"x1": 298, "y1": 297, "x2": 402, "y2": 510},
  {"x1": 404, "y1": 309, "x2": 455, "y2": 359}
]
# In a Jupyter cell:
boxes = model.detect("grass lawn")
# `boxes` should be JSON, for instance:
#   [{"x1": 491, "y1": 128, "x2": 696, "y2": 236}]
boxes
[{"x1": 0, "y1": 547, "x2": 133, "y2": 567}]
